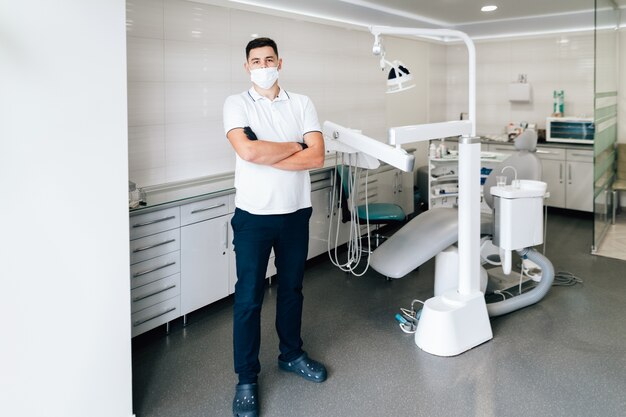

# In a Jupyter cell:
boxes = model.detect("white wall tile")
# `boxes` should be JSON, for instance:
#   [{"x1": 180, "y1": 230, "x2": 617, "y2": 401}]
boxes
[
  {"x1": 164, "y1": 122, "x2": 227, "y2": 165},
  {"x1": 164, "y1": 0, "x2": 229, "y2": 43},
  {"x1": 164, "y1": 40, "x2": 230, "y2": 82},
  {"x1": 127, "y1": 36, "x2": 164, "y2": 82},
  {"x1": 229, "y1": 10, "x2": 284, "y2": 48},
  {"x1": 127, "y1": 82, "x2": 164, "y2": 126},
  {"x1": 164, "y1": 82, "x2": 230, "y2": 124},
  {"x1": 126, "y1": 0, "x2": 164, "y2": 39},
  {"x1": 128, "y1": 125, "x2": 165, "y2": 172},
  {"x1": 130, "y1": 167, "x2": 166, "y2": 187},
  {"x1": 446, "y1": 33, "x2": 595, "y2": 135},
  {"x1": 164, "y1": 122, "x2": 234, "y2": 182}
]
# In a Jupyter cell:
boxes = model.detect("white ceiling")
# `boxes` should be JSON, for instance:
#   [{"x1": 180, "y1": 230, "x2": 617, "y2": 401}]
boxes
[{"x1": 223, "y1": 0, "x2": 625, "y2": 39}]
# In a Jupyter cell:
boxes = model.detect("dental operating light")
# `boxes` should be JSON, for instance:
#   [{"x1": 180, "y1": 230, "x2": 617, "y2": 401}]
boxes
[
  {"x1": 372, "y1": 34, "x2": 416, "y2": 94},
  {"x1": 386, "y1": 60, "x2": 415, "y2": 93}
]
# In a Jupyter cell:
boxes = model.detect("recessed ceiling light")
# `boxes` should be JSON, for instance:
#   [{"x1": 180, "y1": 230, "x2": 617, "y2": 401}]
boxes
[{"x1": 481, "y1": 5, "x2": 498, "y2": 12}]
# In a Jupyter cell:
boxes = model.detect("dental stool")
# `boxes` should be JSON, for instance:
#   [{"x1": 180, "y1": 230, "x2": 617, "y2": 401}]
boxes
[{"x1": 336, "y1": 166, "x2": 406, "y2": 249}]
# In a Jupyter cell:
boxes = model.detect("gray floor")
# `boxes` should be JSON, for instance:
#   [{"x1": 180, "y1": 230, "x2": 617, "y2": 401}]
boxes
[{"x1": 132, "y1": 210, "x2": 626, "y2": 417}]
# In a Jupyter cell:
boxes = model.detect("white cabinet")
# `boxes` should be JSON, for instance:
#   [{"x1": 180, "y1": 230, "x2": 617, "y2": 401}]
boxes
[
  {"x1": 180, "y1": 196, "x2": 231, "y2": 317},
  {"x1": 485, "y1": 143, "x2": 593, "y2": 213},
  {"x1": 535, "y1": 147, "x2": 566, "y2": 208},
  {"x1": 565, "y1": 149, "x2": 593, "y2": 212},
  {"x1": 309, "y1": 185, "x2": 332, "y2": 259},
  {"x1": 128, "y1": 168, "x2": 369, "y2": 337},
  {"x1": 536, "y1": 146, "x2": 592, "y2": 212},
  {"x1": 541, "y1": 159, "x2": 566, "y2": 208},
  {"x1": 129, "y1": 207, "x2": 181, "y2": 337}
]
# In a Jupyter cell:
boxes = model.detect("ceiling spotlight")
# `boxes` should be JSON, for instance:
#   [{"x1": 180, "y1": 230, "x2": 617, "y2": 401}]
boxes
[{"x1": 481, "y1": 5, "x2": 498, "y2": 12}]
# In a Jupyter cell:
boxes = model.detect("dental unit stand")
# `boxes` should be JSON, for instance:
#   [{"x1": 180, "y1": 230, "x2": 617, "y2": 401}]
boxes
[
  {"x1": 373, "y1": 26, "x2": 492, "y2": 356},
  {"x1": 325, "y1": 27, "x2": 496, "y2": 356}
]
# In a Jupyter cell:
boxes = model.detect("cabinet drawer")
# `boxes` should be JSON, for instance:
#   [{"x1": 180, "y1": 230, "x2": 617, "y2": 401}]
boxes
[
  {"x1": 130, "y1": 228, "x2": 180, "y2": 265},
  {"x1": 130, "y1": 251, "x2": 180, "y2": 289},
  {"x1": 131, "y1": 273, "x2": 180, "y2": 314},
  {"x1": 536, "y1": 147, "x2": 565, "y2": 161},
  {"x1": 130, "y1": 207, "x2": 180, "y2": 240},
  {"x1": 566, "y1": 149, "x2": 593, "y2": 162},
  {"x1": 131, "y1": 296, "x2": 180, "y2": 337},
  {"x1": 181, "y1": 195, "x2": 230, "y2": 226}
]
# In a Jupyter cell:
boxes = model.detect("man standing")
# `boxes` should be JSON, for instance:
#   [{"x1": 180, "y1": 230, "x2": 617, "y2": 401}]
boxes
[{"x1": 223, "y1": 37, "x2": 327, "y2": 417}]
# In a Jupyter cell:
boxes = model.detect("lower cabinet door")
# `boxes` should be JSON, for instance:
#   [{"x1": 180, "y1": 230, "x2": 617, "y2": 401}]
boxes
[
  {"x1": 541, "y1": 159, "x2": 566, "y2": 208},
  {"x1": 180, "y1": 214, "x2": 230, "y2": 315},
  {"x1": 566, "y1": 161, "x2": 593, "y2": 212}
]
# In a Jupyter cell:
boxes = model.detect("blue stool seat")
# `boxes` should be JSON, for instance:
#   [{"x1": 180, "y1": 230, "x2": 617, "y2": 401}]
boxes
[{"x1": 357, "y1": 203, "x2": 406, "y2": 223}]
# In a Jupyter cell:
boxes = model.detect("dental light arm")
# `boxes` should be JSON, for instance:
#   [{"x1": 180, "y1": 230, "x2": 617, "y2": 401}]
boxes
[
  {"x1": 388, "y1": 121, "x2": 473, "y2": 147},
  {"x1": 323, "y1": 121, "x2": 415, "y2": 172},
  {"x1": 371, "y1": 26, "x2": 477, "y2": 137}
]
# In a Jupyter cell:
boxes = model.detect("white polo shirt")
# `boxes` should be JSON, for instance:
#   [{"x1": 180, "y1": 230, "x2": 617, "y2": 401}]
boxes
[{"x1": 223, "y1": 87, "x2": 322, "y2": 215}]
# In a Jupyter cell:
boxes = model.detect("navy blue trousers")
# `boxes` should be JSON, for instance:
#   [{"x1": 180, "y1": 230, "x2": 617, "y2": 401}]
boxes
[{"x1": 231, "y1": 207, "x2": 312, "y2": 384}]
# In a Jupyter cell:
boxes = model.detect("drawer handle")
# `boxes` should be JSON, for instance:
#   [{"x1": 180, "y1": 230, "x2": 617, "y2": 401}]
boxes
[
  {"x1": 191, "y1": 203, "x2": 226, "y2": 214},
  {"x1": 133, "y1": 306, "x2": 176, "y2": 327},
  {"x1": 133, "y1": 261, "x2": 176, "y2": 278},
  {"x1": 570, "y1": 153, "x2": 591, "y2": 158},
  {"x1": 132, "y1": 216, "x2": 176, "y2": 228},
  {"x1": 366, "y1": 179, "x2": 378, "y2": 184},
  {"x1": 133, "y1": 284, "x2": 177, "y2": 302},
  {"x1": 133, "y1": 239, "x2": 176, "y2": 253},
  {"x1": 367, "y1": 193, "x2": 378, "y2": 199}
]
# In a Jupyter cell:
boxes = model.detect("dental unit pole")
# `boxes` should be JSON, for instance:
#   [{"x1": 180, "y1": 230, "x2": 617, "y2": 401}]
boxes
[{"x1": 373, "y1": 26, "x2": 491, "y2": 356}]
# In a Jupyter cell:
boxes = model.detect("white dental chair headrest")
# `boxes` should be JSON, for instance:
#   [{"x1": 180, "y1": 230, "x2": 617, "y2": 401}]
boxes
[{"x1": 514, "y1": 129, "x2": 537, "y2": 152}]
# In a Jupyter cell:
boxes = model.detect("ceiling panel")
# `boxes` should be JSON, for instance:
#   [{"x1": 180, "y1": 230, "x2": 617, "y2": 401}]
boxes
[
  {"x1": 350, "y1": 0, "x2": 597, "y2": 25},
  {"x1": 221, "y1": 0, "x2": 623, "y2": 38}
]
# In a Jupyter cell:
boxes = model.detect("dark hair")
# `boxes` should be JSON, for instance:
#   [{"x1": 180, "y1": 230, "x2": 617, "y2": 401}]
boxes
[{"x1": 246, "y1": 37, "x2": 279, "y2": 60}]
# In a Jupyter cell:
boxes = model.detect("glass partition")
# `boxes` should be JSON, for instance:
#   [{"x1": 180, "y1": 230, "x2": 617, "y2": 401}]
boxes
[{"x1": 592, "y1": 0, "x2": 619, "y2": 253}]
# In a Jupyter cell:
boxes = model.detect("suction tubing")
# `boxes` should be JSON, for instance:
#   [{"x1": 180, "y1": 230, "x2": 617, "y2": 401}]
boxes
[{"x1": 486, "y1": 248, "x2": 554, "y2": 317}]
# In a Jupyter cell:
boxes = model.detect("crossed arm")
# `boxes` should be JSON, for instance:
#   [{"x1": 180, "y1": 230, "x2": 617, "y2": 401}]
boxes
[{"x1": 226, "y1": 128, "x2": 325, "y2": 171}]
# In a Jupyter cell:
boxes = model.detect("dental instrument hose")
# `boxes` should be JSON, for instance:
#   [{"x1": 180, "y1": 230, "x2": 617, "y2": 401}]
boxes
[{"x1": 327, "y1": 153, "x2": 372, "y2": 276}]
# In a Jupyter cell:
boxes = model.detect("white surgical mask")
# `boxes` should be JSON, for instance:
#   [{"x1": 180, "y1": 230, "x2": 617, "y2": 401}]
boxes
[{"x1": 250, "y1": 66, "x2": 279, "y2": 89}]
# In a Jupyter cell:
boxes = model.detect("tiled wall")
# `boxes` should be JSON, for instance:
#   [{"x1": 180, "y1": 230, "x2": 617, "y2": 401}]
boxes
[
  {"x1": 127, "y1": 0, "x2": 599, "y2": 186},
  {"x1": 446, "y1": 33, "x2": 595, "y2": 136},
  {"x1": 126, "y1": 0, "x2": 402, "y2": 187}
]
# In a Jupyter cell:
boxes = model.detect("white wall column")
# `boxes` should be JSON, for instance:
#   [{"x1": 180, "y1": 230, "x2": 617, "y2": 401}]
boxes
[{"x1": 0, "y1": 1, "x2": 133, "y2": 416}]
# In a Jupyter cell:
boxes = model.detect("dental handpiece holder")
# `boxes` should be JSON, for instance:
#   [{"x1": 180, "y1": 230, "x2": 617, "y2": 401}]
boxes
[{"x1": 491, "y1": 180, "x2": 547, "y2": 275}]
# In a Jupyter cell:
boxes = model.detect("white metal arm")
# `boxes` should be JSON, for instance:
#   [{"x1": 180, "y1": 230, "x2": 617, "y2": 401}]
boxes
[{"x1": 323, "y1": 121, "x2": 415, "y2": 172}]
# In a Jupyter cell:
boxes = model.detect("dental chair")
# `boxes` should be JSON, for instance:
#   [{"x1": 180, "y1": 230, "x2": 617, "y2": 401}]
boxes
[
  {"x1": 336, "y1": 165, "x2": 406, "y2": 248},
  {"x1": 369, "y1": 129, "x2": 555, "y2": 317}
]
